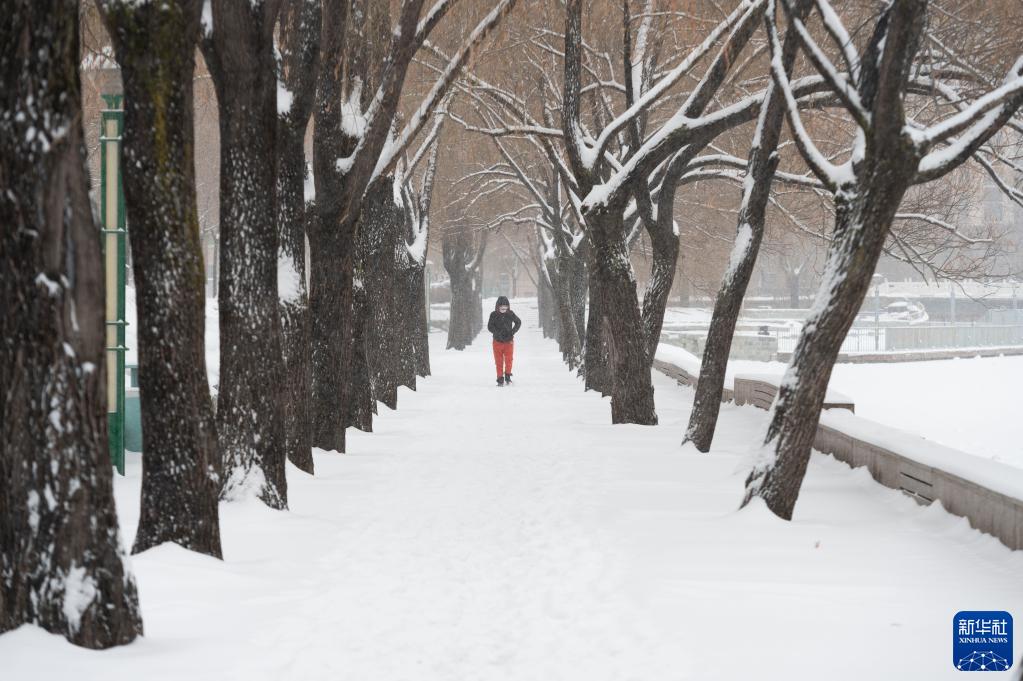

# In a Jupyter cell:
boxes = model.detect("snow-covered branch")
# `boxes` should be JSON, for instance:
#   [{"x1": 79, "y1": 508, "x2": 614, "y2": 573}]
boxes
[{"x1": 374, "y1": 0, "x2": 518, "y2": 180}]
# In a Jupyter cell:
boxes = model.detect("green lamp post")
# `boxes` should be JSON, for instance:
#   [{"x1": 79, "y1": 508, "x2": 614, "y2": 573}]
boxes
[{"x1": 101, "y1": 93, "x2": 127, "y2": 475}]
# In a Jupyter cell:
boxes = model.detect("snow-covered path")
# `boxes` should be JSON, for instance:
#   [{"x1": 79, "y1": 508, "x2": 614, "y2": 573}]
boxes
[{"x1": 5, "y1": 300, "x2": 1022, "y2": 680}]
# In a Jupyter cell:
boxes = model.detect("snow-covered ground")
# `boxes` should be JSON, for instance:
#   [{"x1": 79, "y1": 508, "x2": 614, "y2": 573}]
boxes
[
  {"x1": 829, "y1": 356, "x2": 1023, "y2": 468},
  {"x1": 5, "y1": 300, "x2": 1021, "y2": 680},
  {"x1": 657, "y1": 339, "x2": 1023, "y2": 468}
]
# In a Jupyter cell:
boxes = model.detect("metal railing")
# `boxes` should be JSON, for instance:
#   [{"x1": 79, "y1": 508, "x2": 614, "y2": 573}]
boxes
[{"x1": 775, "y1": 323, "x2": 1023, "y2": 353}]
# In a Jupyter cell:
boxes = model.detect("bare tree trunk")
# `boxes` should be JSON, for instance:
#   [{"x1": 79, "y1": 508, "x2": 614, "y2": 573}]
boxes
[
  {"x1": 202, "y1": 0, "x2": 287, "y2": 508},
  {"x1": 275, "y1": 0, "x2": 321, "y2": 475},
  {"x1": 360, "y1": 176, "x2": 405, "y2": 410},
  {"x1": 444, "y1": 228, "x2": 486, "y2": 350},
  {"x1": 588, "y1": 208, "x2": 657, "y2": 425},
  {"x1": 410, "y1": 264, "x2": 431, "y2": 377},
  {"x1": 308, "y1": 227, "x2": 350, "y2": 450},
  {"x1": 347, "y1": 278, "x2": 374, "y2": 431},
  {"x1": 744, "y1": 184, "x2": 912, "y2": 517},
  {"x1": 570, "y1": 240, "x2": 588, "y2": 348},
  {"x1": 279, "y1": 296, "x2": 312, "y2": 471},
  {"x1": 1, "y1": 0, "x2": 143, "y2": 647},
  {"x1": 537, "y1": 267, "x2": 558, "y2": 339},
  {"x1": 742, "y1": 0, "x2": 948, "y2": 518},
  {"x1": 393, "y1": 212, "x2": 419, "y2": 392},
  {"x1": 447, "y1": 270, "x2": 475, "y2": 350},
  {"x1": 553, "y1": 251, "x2": 581, "y2": 368},
  {"x1": 684, "y1": 0, "x2": 809, "y2": 452},
  {"x1": 582, "y1": 265, "x2": 610, "y2": 395},
  {"x1": 472, "y1": 264, "x2": 484, "y2": 335},
  {"x1": 640, "y1": 224, "x2": 680, "y2": 364},
  {"x1": 101, "y1": 0, "x2": 223, "y2": 558},
  {"x1": 308, "y1": 0, "x2": 352, "y2": 452}
]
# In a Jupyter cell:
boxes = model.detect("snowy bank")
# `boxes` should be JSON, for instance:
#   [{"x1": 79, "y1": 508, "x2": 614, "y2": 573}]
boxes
[{"x1": 655, "y1": 345, "x2": 1023, "y2": 550}]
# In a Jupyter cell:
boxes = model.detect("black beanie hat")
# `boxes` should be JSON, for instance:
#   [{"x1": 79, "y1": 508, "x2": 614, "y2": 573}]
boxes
[{"x1": 496, "y1": 296, "x2": 510, "y2": 310}]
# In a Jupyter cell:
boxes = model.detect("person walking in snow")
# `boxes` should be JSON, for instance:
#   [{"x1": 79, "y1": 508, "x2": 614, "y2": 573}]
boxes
[{"x1": 488, "y1": 295, "x2": 521, "y2": 386}]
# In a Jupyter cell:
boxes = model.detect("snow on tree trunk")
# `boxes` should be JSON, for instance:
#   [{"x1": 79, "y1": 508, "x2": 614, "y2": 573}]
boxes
[
  {"x1": 685, "y1": 1, "x2": 810, "y2": 453},
  {"x1": 734, "y1": 0, "x2": 1023, "y2": 517},
  {"x1": 409, "y1": 264, "x2": 431, "y2": 378},
  {"x1": 743, "y1": 176, "x2": 913, "y2": 517},
  {"x1": 1, "y1": 0, "x2": 143, "y2": 647},
  {"x1": 202, "y1": 0, "x2": 288, "y2": 509},
  {"x1": 347, "y1": 276, "x2": 374, "y2": 432},
  {"x1": 587, "y1": 207, "x2": 657, "y2": 425},
  {"x1": 392, "y1": 204, "x2": 419, "y2": 392},
  {"x1": 639, "y1": 219, "x2": 680, "y2": 366},
  {"x1": 308, "y1": 227, "x2": 350, "y2": 451},
  {"x1": 101, "y1": 0, "x2": 223, "y2": 558},
  {"x1": 570, "y1": 240, "x2": 588, "y2": 356},
  {"x1": 359, "y1": 176, "x2": 406, "y2": 411},
  {"x1": 274, "y1": 0, "x2": 321, "y2": 476}
]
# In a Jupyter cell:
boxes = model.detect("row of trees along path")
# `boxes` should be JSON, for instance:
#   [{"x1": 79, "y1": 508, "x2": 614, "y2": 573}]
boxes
[
  {"x1": 4, "y1": 0, "x2": 1023, "y2": 652},
  {"x1": 2, "y1": 0, "x2": 516, "y2": 648}
]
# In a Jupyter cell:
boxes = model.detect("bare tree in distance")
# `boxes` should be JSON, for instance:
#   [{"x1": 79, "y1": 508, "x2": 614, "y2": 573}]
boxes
[
  {"x1": 443, "y1": 225, "x2": 489, "y2": 350},
  {"x1": 309, "y1": 0, "x2": 518, "y2": 452}
]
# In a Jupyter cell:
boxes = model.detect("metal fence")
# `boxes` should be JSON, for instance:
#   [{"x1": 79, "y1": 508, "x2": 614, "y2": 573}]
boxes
[
  {"x1": 774, "y1": 323, "x2": 1023, "y2": 354},
  {"x1": 884, "y1": 324, "x2": 1023, "y2": 351}
]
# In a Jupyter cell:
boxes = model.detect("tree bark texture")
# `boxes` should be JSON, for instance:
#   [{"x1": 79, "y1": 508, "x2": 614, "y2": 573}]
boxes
[
  {"x1": 639, "y1": 217, "x2": 680, "y2": 365},
  {"x1": 553, "y1": 254, "x2": 581, "y2": 368},
  {"x1": 684, "y1": 0, "x2": 810, "y2": 453},
  {"x1": 1, "y1": 0, "x2": 143, "y2": 647},
  {"x1": 202, "y1": 0, "x2": 288, "y2": 509},
  {"x1": 587, "y1": 208, "x2": 657, "y2": 425},
  {"x1": 569, "y1": 239, "x2": 588, "y2": 353},
  {"x1": 358, "y1": 176, "x2": 406, "y2": 411},
  {"x1": 443, "y1": 228, "x2": 486, "y2": 351},
  {"x1": 743, "y1": 180, "x2": 914, "y2": 517},
  {"x1": 582, "y1": 265, "x2": 610, "y2": 395},
  {"x1": 744, "y1": 0, "x2": 929, "y2": 519},
  {"x1": 408, "y1": 263, "x2": 431, "y2": 377},
  {"x1": 274, "y1": 0, "x2": 321, "y2": 475},
  {"x1": 309, "y1": 0, "x2": 400, "y2": 451},
  {"x1": 308, "y1": 0, "x2": 353, "y2": 452},
  {"x1": 308, "y1": 227, "x2": 350, "y2": 450},
  {"x1": 347, "y1": 275, "x2": 374, "y2": 432},
  {"x1": 471, "y1": 264, "x2": 484, "y2": 336},
  {"x1": 537, "y1": 268, "x2": 558, "y2": 339},
  {"x1": 102, "y1": 0, "x2": 223, "y2": 558}
]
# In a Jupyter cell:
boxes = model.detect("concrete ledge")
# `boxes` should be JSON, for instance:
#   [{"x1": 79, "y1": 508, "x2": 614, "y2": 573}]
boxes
[
  {"x1": 651, "y1": 358, "x2": 733, "y2": 402},
  {"x1": 652, "y1": 357, "x2": 1023, "y2": 551},
  {"x1": 732, "y1": 374, "x2": 855, "y2": 413},
  {"x1": 814, "y1": 415, "x2": 1023, "y2": 551}
]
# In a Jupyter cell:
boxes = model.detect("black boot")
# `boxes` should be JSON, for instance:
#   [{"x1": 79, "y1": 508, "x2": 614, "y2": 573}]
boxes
[
  {"x1": 504, "y1": 373, "x2": 513, "y2": 385},
  {"x1": 497, "y1": 376, "x2": 505, "y2": 387}
]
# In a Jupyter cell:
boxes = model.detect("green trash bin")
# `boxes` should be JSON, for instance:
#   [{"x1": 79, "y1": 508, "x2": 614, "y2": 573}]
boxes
[{"x1": 124, "y1": 365, "x2": 143, "y2": 452}]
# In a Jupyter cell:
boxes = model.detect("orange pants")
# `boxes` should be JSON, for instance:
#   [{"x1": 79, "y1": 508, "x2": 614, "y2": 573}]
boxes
[{"x1": 493, "y1": 340, "x2": 514, "y2": 378}]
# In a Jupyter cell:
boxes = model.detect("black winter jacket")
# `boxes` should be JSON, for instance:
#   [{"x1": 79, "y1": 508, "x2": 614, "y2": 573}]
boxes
[{"x1": 488, "y1": 310, "x2": 521, "y2": 343}]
